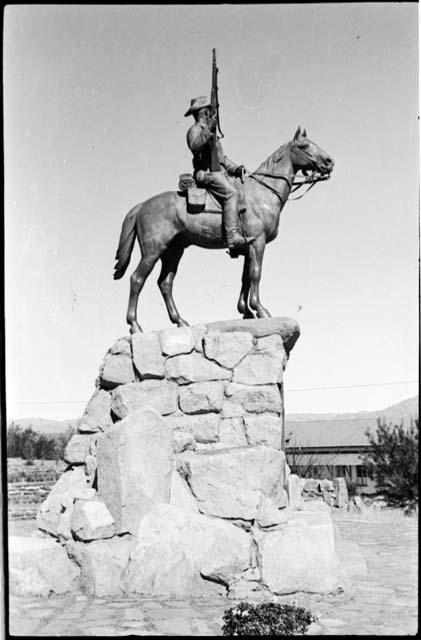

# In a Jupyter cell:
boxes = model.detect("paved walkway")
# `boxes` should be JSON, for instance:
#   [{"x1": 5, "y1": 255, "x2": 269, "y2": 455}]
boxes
[{"x1": 8, "y1": 515, "x2": 418, "y2": 636}]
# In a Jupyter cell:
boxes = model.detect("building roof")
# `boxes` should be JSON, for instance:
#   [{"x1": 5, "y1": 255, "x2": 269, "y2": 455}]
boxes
[
  {"x1": 285, "y1": 418, "x2": 376, "y2": 448},
  {"x1": 291, "y1": 452, "x2": 365, "y2": 466}
]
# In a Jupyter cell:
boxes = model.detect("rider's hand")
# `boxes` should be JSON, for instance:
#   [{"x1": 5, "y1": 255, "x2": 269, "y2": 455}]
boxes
[
  {"x1": 235, "y1": 165, "x2": 246, "y2": 179},
  {"x1": 208, "y1": 114, "x2": 218, "y2": 133}
]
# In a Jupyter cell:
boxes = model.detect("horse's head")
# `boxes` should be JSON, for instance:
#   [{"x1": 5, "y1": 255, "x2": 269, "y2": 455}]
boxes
[{"x1": 289, "y1": 126, "x2": 334, "y2": 178}]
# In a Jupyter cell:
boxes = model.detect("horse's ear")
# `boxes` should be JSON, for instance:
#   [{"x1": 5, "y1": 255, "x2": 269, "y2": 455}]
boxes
[
  {"x1": 302, "y1": 128, "x2": 307, "y2": 137},
  {"x1": 293, "y1": 126, "x2": 301, "y2": 141}
]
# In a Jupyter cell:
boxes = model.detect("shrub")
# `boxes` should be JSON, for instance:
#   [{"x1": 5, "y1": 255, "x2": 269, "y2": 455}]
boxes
[
  {"x1": 362, "y1": 418, "x2": 418, "y2": 511},
  {"x1": 345, "y1": 479, "x2": 359, "y2": 498},
  {"x1": 222, "y1": 602, "x2": 315, "y2": 636}
]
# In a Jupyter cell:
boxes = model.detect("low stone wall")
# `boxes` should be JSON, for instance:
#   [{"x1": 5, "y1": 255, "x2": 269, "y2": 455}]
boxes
[{"x1": 11, "y1": 317, "x2": 349, "y2": 599}]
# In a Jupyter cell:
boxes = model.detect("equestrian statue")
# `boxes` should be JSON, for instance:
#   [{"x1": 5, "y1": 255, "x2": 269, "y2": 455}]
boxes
[{"x1": 114, "y1": 50, "x2": 334, "y2": 333}]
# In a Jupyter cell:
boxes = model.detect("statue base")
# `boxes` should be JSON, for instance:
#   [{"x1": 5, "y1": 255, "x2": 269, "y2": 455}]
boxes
[{"x1": 9, "y1": 317, "x2": 350, "y2": 599}]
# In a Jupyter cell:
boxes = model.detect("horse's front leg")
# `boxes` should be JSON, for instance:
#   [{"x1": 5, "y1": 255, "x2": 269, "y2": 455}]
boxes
[
  {"x1": 248, "y1": 238, "x2": 272, "y2": 318},
  {"x1": 237, "y1": 253, "x2": 255, "y2": 319}
]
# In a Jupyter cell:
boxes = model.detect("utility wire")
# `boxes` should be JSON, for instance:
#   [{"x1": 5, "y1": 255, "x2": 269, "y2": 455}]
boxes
[
  {"x1": 6, "y1": 379, "x2": 418, "y2": 405},
  {"x1": 287, "y1": 380, "x2": 418, "y2": 392}
]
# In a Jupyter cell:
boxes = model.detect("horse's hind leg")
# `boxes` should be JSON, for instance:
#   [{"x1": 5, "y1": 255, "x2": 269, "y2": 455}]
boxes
[
  {"x1": 158, "y1": 243, "x2": 189, "y2": 327},
  {"x1": 127, "y1": 253, "x2": 160, "y2": 333},
  {"x1": 237, "y1": 253, "x2": 255, "y2": 319}
]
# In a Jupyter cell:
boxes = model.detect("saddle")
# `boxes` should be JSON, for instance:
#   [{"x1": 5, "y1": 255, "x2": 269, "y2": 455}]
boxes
[{"x1": 178, "y1": 173, "x2": 246, "y2": 215}]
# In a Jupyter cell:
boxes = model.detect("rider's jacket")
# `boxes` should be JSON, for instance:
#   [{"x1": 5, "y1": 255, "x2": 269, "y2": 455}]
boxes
[{"x1": 186, "y1": 122, "x2": 238, "y2": 176}]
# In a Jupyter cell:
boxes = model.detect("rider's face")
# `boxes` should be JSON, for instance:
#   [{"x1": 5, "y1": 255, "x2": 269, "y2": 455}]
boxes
[{"x1": 197, "y1": 107, "x2": 210, "y2": 122}]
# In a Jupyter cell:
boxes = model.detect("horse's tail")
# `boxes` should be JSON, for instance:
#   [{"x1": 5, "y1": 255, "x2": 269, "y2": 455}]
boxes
[{"x1": 113, "y1": 204, "x2": 141, "y2": 280}]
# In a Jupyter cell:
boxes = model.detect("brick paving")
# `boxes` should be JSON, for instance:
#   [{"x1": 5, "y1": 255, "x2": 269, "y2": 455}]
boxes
[{"x1": 8, "y1": 514, "x2": 418, "y2": 636}]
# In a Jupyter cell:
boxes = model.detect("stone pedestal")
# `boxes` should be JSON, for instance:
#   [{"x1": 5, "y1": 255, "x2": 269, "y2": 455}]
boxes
[{"x1": 13, "y1": 317, "x2": 349, "y2": 598}]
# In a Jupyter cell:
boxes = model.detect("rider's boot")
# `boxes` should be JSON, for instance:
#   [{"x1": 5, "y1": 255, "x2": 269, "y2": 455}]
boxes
[{"x1": 224, "y1": 195, "x2": 255, "y2": 258}]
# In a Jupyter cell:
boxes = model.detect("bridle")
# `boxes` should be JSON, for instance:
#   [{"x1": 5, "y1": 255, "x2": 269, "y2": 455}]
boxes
[{"x1": 247, "y1": 142, "x2": 331, "y2": 205}]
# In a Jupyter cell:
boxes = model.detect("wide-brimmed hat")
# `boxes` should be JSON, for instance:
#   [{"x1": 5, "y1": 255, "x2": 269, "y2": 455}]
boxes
[{"x1": 184, "y1": 96, "x2": 211, "y2": 117}]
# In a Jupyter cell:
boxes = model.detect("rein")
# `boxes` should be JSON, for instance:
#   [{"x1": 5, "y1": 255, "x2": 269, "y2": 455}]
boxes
[{"x1": 248, "y1": 170, "x2": 329, "y2": 203}]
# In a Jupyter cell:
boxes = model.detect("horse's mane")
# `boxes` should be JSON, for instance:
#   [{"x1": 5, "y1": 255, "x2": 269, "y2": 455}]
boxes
[{"x1": 254, "y1": 142, "x2": 291, "y2": 174}]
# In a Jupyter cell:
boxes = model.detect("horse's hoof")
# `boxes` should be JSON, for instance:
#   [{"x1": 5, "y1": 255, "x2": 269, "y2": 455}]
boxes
[
  {"x1": 177, "y1": 319, "x2": 190, "y2": 328},
  {"x1": 242, "y1": 311, "x2": 255, "y2": 319},
  {"x1": 129, "y1": 322, "x2": 143, "y2": 334},
  {"x1": 257, "y1": 308, "x2": 271, "y2": 319}
]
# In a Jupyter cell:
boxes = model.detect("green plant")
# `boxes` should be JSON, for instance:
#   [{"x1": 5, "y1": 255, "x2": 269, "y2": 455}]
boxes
[
  {"x1": 345, "y1": 479, "x2": 359, "y2": 498},
  {"x1": 222, "y1": 602, "x2": 316, "y2": 636},
  {"x1": 362, "y1": 418, "x2": 418, "y2": 510}
]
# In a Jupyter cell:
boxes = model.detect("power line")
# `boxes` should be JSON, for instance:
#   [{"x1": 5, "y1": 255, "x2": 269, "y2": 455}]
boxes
[
  {"x1": 287, "y1": 380, "x2": 418, "y2": 392},
  {"x1": 6, "y1": 379, "x2": 418, "y2": 405},
  {"x1": 286, "y1": 416, "x2": 418, "y2": 424},
  {"x1": 7, "y1": 400, "x2": 87, "y2": 406}
]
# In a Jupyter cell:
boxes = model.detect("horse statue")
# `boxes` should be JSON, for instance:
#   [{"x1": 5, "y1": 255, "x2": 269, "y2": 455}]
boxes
[{"x1": 114, "y1": 126, "x2": 334, "y2": 333}]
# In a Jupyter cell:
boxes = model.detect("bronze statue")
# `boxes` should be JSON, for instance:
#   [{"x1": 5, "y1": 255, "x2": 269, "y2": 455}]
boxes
[{"x1": 114, "y1": 125, "x2": 334, "y2": 333}]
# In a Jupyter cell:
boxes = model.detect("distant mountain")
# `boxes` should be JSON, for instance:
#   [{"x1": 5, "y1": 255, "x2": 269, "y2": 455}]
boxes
[
  {"x1": 285, "y1": 396, "x2": 418, "y2": 448},
  {"x1": 7, "y1": 417, "x2": 80, "y2": 434},
  {"x1": 287, "y1": 396, "x2": 418, "y2": 423}
]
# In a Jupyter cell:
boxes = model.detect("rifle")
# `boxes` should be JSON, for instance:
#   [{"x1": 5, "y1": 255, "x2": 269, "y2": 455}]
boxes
[{"x1": 209, "y1": 48, "x2": 224, "y2": 171}]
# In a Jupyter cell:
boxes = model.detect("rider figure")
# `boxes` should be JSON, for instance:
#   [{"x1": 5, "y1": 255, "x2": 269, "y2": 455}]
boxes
[{"x1": 185, "y1": 96, "x2": 254, "y2": 254}]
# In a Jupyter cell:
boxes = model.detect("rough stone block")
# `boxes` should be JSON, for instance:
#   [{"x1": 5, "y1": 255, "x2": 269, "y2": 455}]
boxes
[
  {"x1": 256, "y1": 496, "x2": 285, "y2": 529},
  {"x1": 233, "y1": 352, "x2": 283, "y2": 385},
  {"x1": 191, "y1": 323, "x2": 208, "y2": 352},
  {"x1": 208, "y1": 317, "x2": 300, "y2": 355},
  {"x1": 219, "y1": 418, "x2": 247, "y2": 446},
  {"x1": 303, "y1": 479, "x2": 321, "y2": 493},
  {"x1": 71, "y1": 499, "x2": 117, "y2": 541},
  {"x1": 165, "y1": 413, "x2": 220, "y2": 444},
  {"x1": 221, "y1": 400, "x2": 245, "y2": 418},
  {"x1": 110, "y1": 337, "x2": 131, "y2": 356},
  {"x1": 225, "y1": 383, "x2": 282, "y2": 413},
  {"x1": 78, "y1": 389, "x2": 113, "y2": 433},
  {"x1": 172, "y1": 429, "x2": 197, "y2": 453},
  {"x1": 126, "y1": 504, "x2": 250, "y2": 596},
  {"x1": 9, "y1": 536, "x2": 80, "y2": 597},
  {"x1": 287, "y1": 474, "x2": 304, "y2": 509},
  {"x1": 131, "y1": 332, "x2": 165, "y2": 379},
  {"x1": 77, "y1": 536, "x2": 132, "y2": 597},
  {"x1": 64, "y1": 434, "x2": 95, "y2": 465},
  {"x1": 253, "y1": 520, "x2": 346, "y2": 594},
  {"x1": 323, "y1": 491, "x2": 335, "y2": 507},
  {"x1": 287, "y1": 509, "x2": 336, "y2": 553},
  {"x1": 244, "y1": 413, "x2": 283, "y2": 449},
  {"x1": 255, "y1": 333, "x2": 285, "y2": 352},
  {"x1": 37, "y1": 466, "x2": 93, "y2": 537},
  {"x1": 160, "y1": 327, "x2": 195, "y2": 356},
  {"x1": 111, "y1": 380, "x2": 178, "y2": 419},
  {"x1": 183, "y1": 445, "x2": 286, "y2": 520},
  {"x1": 169, "y1": 468, "x2": 199, "y2": 512},
  {"x1": 179, "y1": 381, "x2": 224, "y2": 414},
  {"x1": 84, "y1": 454, "x2": 97, "y2": 482},
  {"x1": 320, "y1": 479, "x2": 334, "y2": 492},
  {"x1": 333, "y1": 478, "x2": 348, "y2": 507},
  {"x1": 100, "y1": 354, "x2": 136, "y2": 390},
  {"x1": 255, "y1": 334, "x2": 288, "y2": 369},
  {"x1": 165, "y1": 352, "x2": 231, "y2": 384},
  {"x1": 204, "y1": 331, "x2": 253, "y2": 368},
  {"x1": 96, "y1": 407, "x2": 174, "y2": 534}
]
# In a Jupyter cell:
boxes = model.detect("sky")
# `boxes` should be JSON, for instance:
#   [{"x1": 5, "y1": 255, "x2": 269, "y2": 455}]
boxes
[{"x1": 4, "y1": 4, "x2": 419, "y2": 420}]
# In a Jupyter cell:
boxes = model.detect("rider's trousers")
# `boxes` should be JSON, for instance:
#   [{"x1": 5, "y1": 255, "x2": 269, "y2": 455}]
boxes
[{"x1": 195, "y1": 170, "x2": 239, "y2": 230}]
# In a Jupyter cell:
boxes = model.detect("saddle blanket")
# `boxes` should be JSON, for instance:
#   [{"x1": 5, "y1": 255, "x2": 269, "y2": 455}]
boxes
[
  {"x1": 187, "y1": 188, "x2": 221, "y2": 214},
  {"x1": 178, "y1": 174, "x2": 245, "y2": 215}
]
